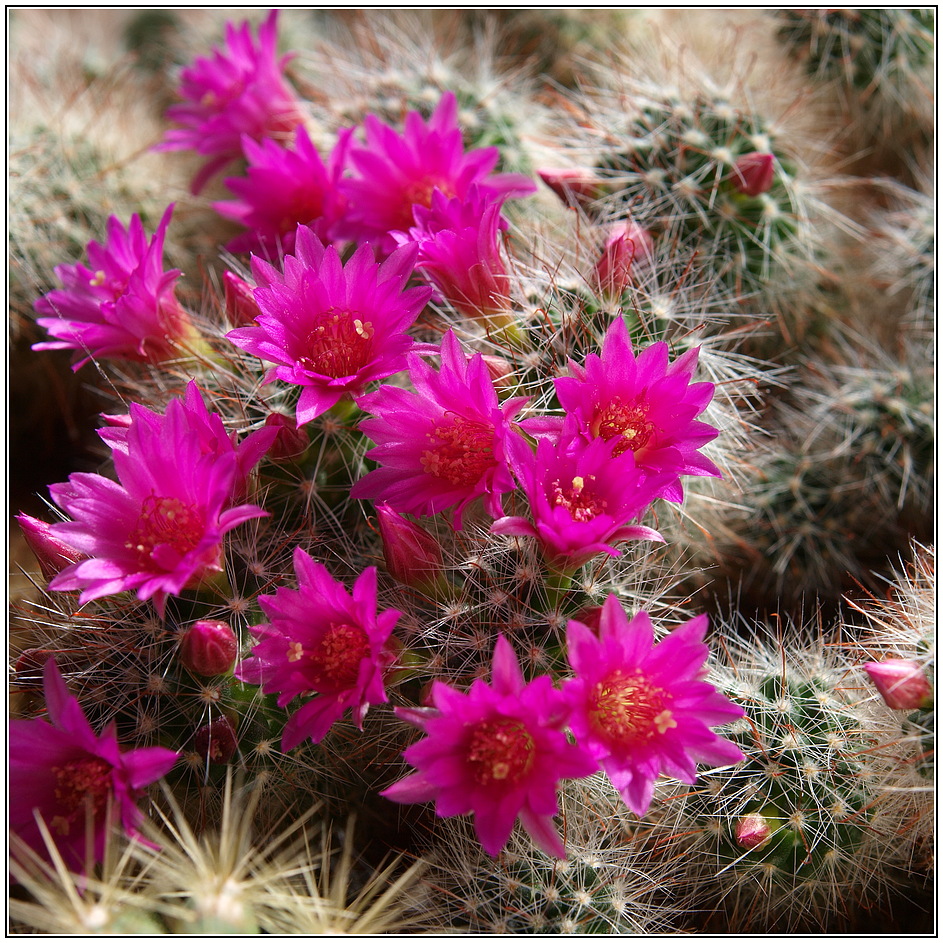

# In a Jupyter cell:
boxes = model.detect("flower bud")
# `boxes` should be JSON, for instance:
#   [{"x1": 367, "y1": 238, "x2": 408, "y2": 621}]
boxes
[
  {"x1": 569, "y1": 605, "x2": 604, "y2": 633},
  {"x1": 376, "y1": 504, "x2": 446, "y2": 595},
  {"x1": 193, "y1": 716, "x2": 238, "y2": 764},
  {"x1": 537, "y1": 167, "x2": 604, "y2": 207},
  {"x1": 593, "y1": 221, "x2": 654, "y2": 298},
  {"x1": 731, "y1": 152, "x2": 775, "y2": 197},
  {"x1": 223, "y1": 270, "x2": 261, "y2": 327},
  {"x1": 15, "y1": 512, "x2": 87, "y2": 581},
  {"x1": 263, "y1": 411, "x2": 310, "y2": 460},
  {"x1": 863, "y1": 658, "x2": 933, "y2": 710},
  {"x1": 180, "y1": 620, "x2": 238, "y2": 676},
  {"x1": 481, "y1": 354, "x2": 516, "y2": 389},
  {"x1": 735, "y1": 812, "x2": 772, "y2": 850}
]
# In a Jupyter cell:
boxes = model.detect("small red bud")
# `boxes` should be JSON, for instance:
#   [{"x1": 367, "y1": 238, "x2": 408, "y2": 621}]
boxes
[
  {"x1": 863, "y1": 658, "x2": 933, "y2": 710},
  {"x1": 569, "y1": 606, "x2": 604, "y2": 633},
  {"x1": 15, "y1": 512, "x2": 87, "y2": 581},
  {"x1": 537, "y1": 167, "x2": 604, "y2": 207},
  {"x1": 193, "y1": 716, "x2": 238, "y2": 764},
  {"x1": 735, "y1": 812, "x2": 772, "y2": 850},
  {"x1": 223, "y1": 271, "x2": 261, "y2": 327},
  {"x1": 732, "y1": 152, "x2": 775, "y2": 197},
  {"x1": 376, "y1": 504, "x2": 446, "y2": 594},
  {"x1": 264, "y1": 411, "x2": 310, "y2": 460},
  {"x1": 593, "y1": 220, "x2": 654, "y2": 299},
  {"x1": 480, "y1": 354, "x2": 516, "y2": 389},
  {"x1": 179, "y1": 620, "x2": 238, "y2": 676}
]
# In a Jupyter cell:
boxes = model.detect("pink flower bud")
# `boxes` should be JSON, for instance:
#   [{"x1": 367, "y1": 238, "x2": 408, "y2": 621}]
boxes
[
  {"x1": 735, "y1": 812, "x2": 772, "y2": 850},
  {"x1": 193, "y1": 716, "x2": 238, "y2": 764},
  {"x1": 14, "y1": 648, "x2": 53, "y2": 690},
  {"x1": 263, "y1": 411, "x2": 310, "y2": 460},
  {"x1": 98, "y1": 412, "x2": 133, "y2": 429},
  {"x1": 570, "y1": 606, "x2": 604, "y2": 633},
  {"x1": 593, "y1": 221, "x2": 654, "y2": 298},
  {"x1": 481, "y1": 354, "x2": 516, "y2": 389},
  {"x1": 15, "y1": 512, "x2": 87, "y2": 581},
  {"x1": 376, "y1": 504, "x2": 446, "y2": 594},
  {"x1": 732, "y1": 152, "x2": 775, "y2": 197},
  {"x1": 537, "y1": 167, "x2": 604, "y2": 206},
  {"x1": 179, "y1": 620, "x2": 238, "y2": 676},
  {"x1": 863, "y1": 658, "x2": 933, "y2": 710},
  {"x1": 223, "y1": 270, "x2": 261, "y2": 327}
]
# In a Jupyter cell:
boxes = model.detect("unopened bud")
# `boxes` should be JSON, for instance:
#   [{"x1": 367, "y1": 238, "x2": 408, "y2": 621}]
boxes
[
  {"x1": 863, "y1": 658, "x2": 933, "y2": 710},
  {"x1": 735, "y1": 812, "x2": 772, "y2": 850},
  {"x1": 376, "y1": 504, "x2": 446, "y2": 595},
  {"x1": 223, "y1": 271, "x2": 261, "y2": 327},
  {"x1": 481, "y1": 354, "x2": 516, "y2": 389},
  {"x1": 732, "y1": 152, "x2": 775, "y2": 197},
  {"x1": 593, "y1": 221, "x2": 654, "y2": 298},
  {"x1": 180, "y1": 620, "x2": 238, "y2": 676},
  {"x1": 15, "y1": 512, "x2": 86, "y2": 581},
  {"x1": 537, "y1": 167, "x2": 604, "y2": 207},
  {"x1": 264, "y1": 411, "x2": 310, "y2": 459},
  {"x1": 569, "y1": 606, "x2": 604, "y2": 633},
  {"x1": 193, "y1": 716, "x2": 239, "y2": 764}
]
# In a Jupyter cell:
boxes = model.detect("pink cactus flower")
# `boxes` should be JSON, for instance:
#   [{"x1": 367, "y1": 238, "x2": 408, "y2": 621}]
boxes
[
  {"x1": 157, "y1": 10, "x2": 306, "y2": 193},
  {"x1": 352, "y1": 329, "x2": 529, "y2": 529},
  {"x1": 491, "y1": 427, "x2": 670, "y2": 571},
  {"x1": 46, "y1": 390, "x2": 269, "y2": 618},
  {"x1": 551, "y1": 317, "x2": 722, "y2": 502},
  {"x1": 564, "y1": 595, "x2": 745, "y2": 816},
  {"x1": 99, "y1": 380, "x2": 277, "y2": 491},
  {"x1": 393, "y1": 187, "x2": 514, "y2": 329},
  {"x1": 214, "y1": 125, "x2": 353, "y2": 259},
  {"x1": 226, "y1": 226, "x2": 432, "y2": 426},
  {"x1": 10, "y1": 658, "x2": 178, "y2": 874},
  {"x1": 731, "y1": 151, "x2": 775, "y2": 197},
  {"x1": 340, "y1": 91, "x2": 535, "y2": 252},
  {"x1": 863, "y1": 658, "x2": 934, "y2": 710},
  {"x1": 381, "y1": 635, "x2": 597, "y2": 858},
  {"x1": 593, "y1": 220, "x2": 654, "y2": 298},
  {"x1": 236, "y1": 548, "x2": 401, "y2": 750},
  {"x1": 33, "y1": 205, "x2": 197, "y2": 370}
]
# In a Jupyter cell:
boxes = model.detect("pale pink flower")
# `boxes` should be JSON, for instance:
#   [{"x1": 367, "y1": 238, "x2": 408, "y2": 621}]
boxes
[{"x1": 381, "y1": 635, "x2": 596, "y2": 858}]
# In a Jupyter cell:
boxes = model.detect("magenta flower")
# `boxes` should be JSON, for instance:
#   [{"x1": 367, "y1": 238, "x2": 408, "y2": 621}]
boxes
[
  {"x1": 235, "y1": 548, "x2": 401, "y2": 750},
  {"x1": 340, "y1": 91, "x2": 535, "y2": 252},
  {"x1": 352, "y1": 330, "x2": 529, "y2": 528},
  {"x1": 10, "y1": 658, "x2": 178, "y2": 874},
  {"x1": 33, "y1": 205, "x2": 198, "y2": 370},
  {"x1": 563, "y1": 595, "x2": 745, "y2": 816},
  {"x1": 214, "y1": 125, "x2": 353, "y2": 258},
  {"x1": 381, "y1": 635, "x2": 596, "y2": 858},
  {"x1": 553, "y1": 317, "x2": 722, "y2": 502},
  {"x1": 393, "y1": 187, "x2": 514, "y2": 329},
  {"x1": 157, "y1": 10, "x2": 306, "y2": 193},
  {"x1": 226, "y1": 227, "x2": 432, "y2": 425},
  {"x1": 491, "y1": 428, "x2": 670, "y2": 571},
  {"x1": 99, "y1": 380, "x2": 278, "y2": 492},
  {"x1": 46, "y1": 391, "x2": 269, "y2": 618}
]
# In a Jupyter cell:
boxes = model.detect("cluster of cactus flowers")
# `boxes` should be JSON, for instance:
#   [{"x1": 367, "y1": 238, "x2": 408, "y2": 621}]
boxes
[{"x1": 8, "y1": 8, "x2": 934, "y2": 935}]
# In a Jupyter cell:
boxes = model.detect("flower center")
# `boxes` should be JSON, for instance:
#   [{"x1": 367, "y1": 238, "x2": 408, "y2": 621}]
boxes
[
  {"x1": 420, "y1": 414, "x2": 496, "y2": 487},
  {"x1": 589, "y1": 668, "x2": 676, "y2": 748},
  {"x1": 51, "y1": 756, "x2": 113, "y2": 835},
  {"x1": 290, "y1": 623, "x2": 370, "y2": 692},
  {"x1": 551, "y1": 475, "x2": 606, "y2": 522},
  {"x1": 398, "y1": 178, "x2": 455, "y2": 230},
  {"x1": 590, "y1": 399, "x2": 655, "y2": 455},
  {"x1": 467, "y1": 718, "x2": 536, "y2": 787},
  {"x1": 126, "y1": 495, "x2": 205, "y2": 567},
  {"x1": 298, "y1": 309, "x2": 374, "y2": 378}
]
